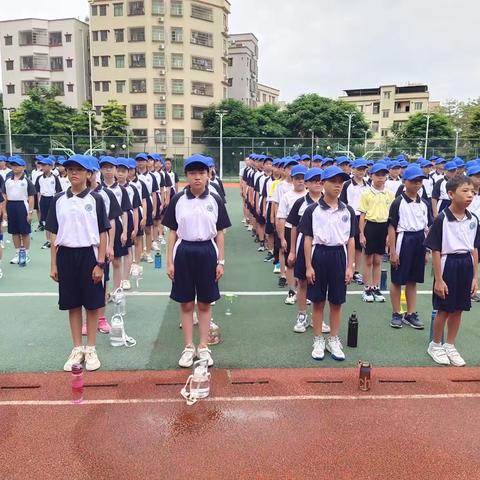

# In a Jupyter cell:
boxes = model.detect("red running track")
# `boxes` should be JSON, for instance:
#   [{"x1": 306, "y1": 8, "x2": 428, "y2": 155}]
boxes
[{"x1": 1, "y1": 367, "x2": 480, "y2": 480}]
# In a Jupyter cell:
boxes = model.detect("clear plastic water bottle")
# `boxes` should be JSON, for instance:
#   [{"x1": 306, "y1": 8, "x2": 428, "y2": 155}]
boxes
[
  {"x1": 71, "y1": 363, "x2": 84, "y2": 404},
  {"x1": 113, "y1": 288, "x2": 126, "y2": 316},
  {"x1": 109, "y1": 314, "x2": 125, "y2": 347},
  {"x1": 18, "y1": 247, "x2": 27, "y2": 267},
  {"x1": 207, "y1": 321, "x2": 221, "y2": 345}
]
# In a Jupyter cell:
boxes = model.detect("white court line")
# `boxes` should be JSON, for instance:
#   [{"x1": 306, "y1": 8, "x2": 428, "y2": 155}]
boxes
[
  {"x1": 0, "y1": 290, "x2": 437, "y2": 298},
  {"x1": 0, "y1": 392, "x2": 479, "y2": 407}
]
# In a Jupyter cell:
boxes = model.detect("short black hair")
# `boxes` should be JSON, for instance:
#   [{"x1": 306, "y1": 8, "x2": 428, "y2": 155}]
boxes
[{"x1": 446, "y1": 175, "x2": 473, "y2": 194}]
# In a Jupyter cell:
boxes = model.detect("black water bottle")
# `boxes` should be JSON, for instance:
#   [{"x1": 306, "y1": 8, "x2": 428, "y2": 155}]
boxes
[{"x1": 347, "y1": 312, "x2": 358, "y2": 348}]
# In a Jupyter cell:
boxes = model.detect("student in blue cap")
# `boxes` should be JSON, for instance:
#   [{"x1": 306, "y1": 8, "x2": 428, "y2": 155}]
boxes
[
  {"x1": 432, "y1": 161, "x2": 458, "y2": 217},
  {"x1": 337, "y1": 156, "x2": 351, "y2": 176},
  {"x1": 299, "y1": 154, "x2": 311, "y2": 168},
  {"x1": 56, "y1": 156, "x2": 71, "y2": 192},
  {"x1": 4, "y1": 157, "x2": 35, "y2": 264},
  {"x1": 162, "y1": 154, "x2": 231, "y2": 368},
  {"x1": 385, "y1": 161, "x2": 402, "y2": 194},
  {"x1": 0, "y1": 155, "x2": 11, "y2": 181},
  {"x1": 431, "y1": 157, "x2": 446, "y2": 183}
]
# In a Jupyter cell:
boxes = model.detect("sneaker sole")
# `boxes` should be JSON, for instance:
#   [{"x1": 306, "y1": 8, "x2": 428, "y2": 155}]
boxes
[
  {"x1": 373, "y1": 298, "x2": 385, "y2": 303},
  {"x1": 326, "y1": 347, "x2": 345, "y2": 361},
  {"x1": 85, "y1": 362, "x2": 101, "y2": 372},
  {"x1": 98, "y1": 328, "x2": 111, "y2": 334},
  {"x1": 179, "y1": 360, "x2": 194, "y2": 368},
  {"x1": 293, "y1": 327, "x2": 307, "y2": 333},
  {"x1": 427, "y1": 350, "x2": 450, "y2": 366},
  {"x1": 390, "y1": 323, "x2": 403, "y2": 329},
  {"x1": 311, "y1": 354, "x2": 325, "y2": 361},
  {"x1": 362, "y1": 298, "x2": 374, "y2": 303},
  {"x1": 402, "y1": 320, "x2": 424, "y2": 330}
]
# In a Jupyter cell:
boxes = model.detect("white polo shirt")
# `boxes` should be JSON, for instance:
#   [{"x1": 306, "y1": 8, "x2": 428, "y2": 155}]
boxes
[
  {"x1": 0, "y1": 167, "x2": 12, "y2": 181},
  {"x1": 35, "y1": 174, "x2": 61, "y2": 197},
  {"x1": 277, "y1": 189, "x2": 307, "y2": 228},
  {"x1": 388, "y1": 193, "x2": 429, "y2": 233},
  {"x1": 5, "y1": 175, "x2": 36, "y2": 202},
  {"x1": 340, "y1": 178, "x2": 368, "y2": 215}
]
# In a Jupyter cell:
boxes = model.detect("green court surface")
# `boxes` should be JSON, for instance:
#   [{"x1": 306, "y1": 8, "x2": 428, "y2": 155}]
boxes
[{"x1": 1, "y1": 187, "x2": 480, "y2": 373}]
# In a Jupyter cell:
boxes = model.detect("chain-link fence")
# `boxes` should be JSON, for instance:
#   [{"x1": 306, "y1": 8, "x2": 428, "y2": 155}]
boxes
[{"x1": 3, "y1": 134, "x2": 480, "y2": 176}]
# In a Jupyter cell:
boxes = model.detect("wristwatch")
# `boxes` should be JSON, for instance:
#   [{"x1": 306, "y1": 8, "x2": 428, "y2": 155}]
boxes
[
  {"x1": 96, "y1": 261, "x2": 106, "y2": 269},
  {"x1": 217, "y1": 259, "x2": 225, "y2": 266}
]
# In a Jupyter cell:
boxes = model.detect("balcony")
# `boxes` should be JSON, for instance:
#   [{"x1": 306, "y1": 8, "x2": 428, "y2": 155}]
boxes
[
  {"x1": 20, "y1": 55, "x2": 50, "y2": 71},
  {"x1": 19, "y1": 30, "x2": 48, "y2": 47}
]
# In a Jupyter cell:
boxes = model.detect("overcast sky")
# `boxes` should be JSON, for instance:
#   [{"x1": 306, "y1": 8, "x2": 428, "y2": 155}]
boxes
[{"x1": 1, "y1": 0, "x2": 478, "y2": 103}]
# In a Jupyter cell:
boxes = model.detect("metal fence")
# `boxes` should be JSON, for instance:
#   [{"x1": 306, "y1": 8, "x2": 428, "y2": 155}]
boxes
[{"x1": 3, "y1": 134, "x2": 480, "y2": 176}]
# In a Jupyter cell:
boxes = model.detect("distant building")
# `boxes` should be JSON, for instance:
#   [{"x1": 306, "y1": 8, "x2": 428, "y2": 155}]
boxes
[
  {"x1": 227, "y1": 33, "x2": 258, "y2": 107},
  {"x1": 257, "y1": 83, "x2": 279, "y2": 106},
  {"x1": 0, "y1": 17, "x2": 90, "y2": 110},
  {"x1": 339, "y1": 84, "x2": 434, "y2": 140}
]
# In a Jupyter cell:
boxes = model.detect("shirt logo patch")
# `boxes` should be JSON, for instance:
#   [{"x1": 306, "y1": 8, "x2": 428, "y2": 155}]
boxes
[
  {"x1": 85, "y1": 204, "x2": 93, "y2": 212},
  {"x1": 206, "y1": 204, "x2": 214, "y2": 212},
  {"x1": 470, "y1": 222, "x2": 476, "y2": 230},
  {"x1": 342, "y1": 214, "x2": 349, "y2": 223}
]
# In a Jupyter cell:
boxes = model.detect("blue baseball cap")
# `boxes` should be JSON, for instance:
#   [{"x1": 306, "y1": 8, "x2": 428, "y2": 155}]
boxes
[
  {"x1": 35, "y1": 155, "x2": 46, "y2": 163},
  {"x1": 292, "y1": 154, "x2": 301, "y2": 161},
  {"x1": 370, "y1": 163, "x2": 389, "y2": 175},
  {"x1": 291, "y1": 165, "x2": 308, "y2": 177},
  {"x1": 284, "y1": 159, "x2": 299, "y2": 168},
  {"x1": 304, "y1": 167, "x2": 323, "y2": 182},
  {"x1": 87, "y1": 156, "x2": 100, "y2": 172},
  {"x1": 444, "y1": 161, "x2": 458, "y2": 172},
  {"x1": 415, "y1": 157, "x2": 426, "y2": 164},
  {"x1": 352, "y1": 158, "x2": 368, "y2": 169},
  {"x1": 64, "y1": 154, "x2": 91, "y2": 171},
  {"x1": 37, "y1": 156, "x2": 54, "y2": 166},
  {"x1": 184, "y1": 154, "x2": 209, "y2": 170},
  {"x1": 127, "y1": 158, "x2": 137, "y2": 169},
  {"x1": 399, "y1": 160, "x2": 409, "y2": 168},
  {"x1": 435, "y1": 157, "x2": 447, "y2": 164},
  {"x1": 312, "y1": 154, "x2": 323, "y2": 162},
  {"x1": 263, "y1": 155, "x2": 273, "y2": 163},
  {"x1": 403, "y1": 165, "x2": 427, "y2": 181},
  {"x1": 366, "y1": 159, "x2": 374, "y2": 166},
  {"x1": 300, "y1": 154, "x2": 311, "y2": 161},
  {"x1": 321, "y1": 157, "x2": 334, "y2": 166},
  {"x1": 136, "y1": 153, "x2": 148, "y2": 161},
  {"x1": 205, "y1": 156, "x2": 215, "y2": 168},
  {"x1": 336, "y1": 156, "x2": 351, "y2": 166},
  {"x1": 466, "y1": 160, "x2": 477, "y2": 169},
  {"x1": 467, "y1": 165, "x2": 480, "y2": 176},
  {"x1": 389, "y1": 161, "x2": 401, "y2": 169},
  {"x1": 322, "y1": 166, "x2": 350, "y2": 182},
  {"x1": 115, "y1": 157, "x2": 130, "y2": 169},
  {"x1": 420, "y1": 159, "x2": 433, "y2": 168},
  {"x1": 8, "y1": 156, "x2": 26, "y2": 167},
  {"x1": 453, "y1": 157, "x2": 465, "y2": 167},
  {"x1": 99, "y1": 156, "x2": 117, "y2": 166},
  {"x1": 0, "y1": 155, "x2": 7, "y2": 162}
]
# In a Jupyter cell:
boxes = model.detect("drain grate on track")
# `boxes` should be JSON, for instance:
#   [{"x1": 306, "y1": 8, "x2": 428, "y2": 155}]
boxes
[
  {"x1": 378, "y1": 380, "x2": 416, "y2": 384},
  {"x1": 84, "y1": 383, "x2": 119, "y2": 389},
  {"x1": 231, "y1": 380, "x2": 269, "y2": 385},
  {"x1": 156, "y1": 382, "x2": 186, "y2": 387},
  {"x1": 306, "y1": 380, "x2": 343, "y2": 385},
  {"x1": 451, "y1": 379, "x2": 480, "y2": 383},
  {"x1": 1, "y1": 385, "x2": 41, "y2": 390}
]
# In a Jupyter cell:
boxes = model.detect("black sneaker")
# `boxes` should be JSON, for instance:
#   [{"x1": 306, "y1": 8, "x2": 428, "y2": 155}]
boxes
[
  {"x1": 390, "y1": 312, "x2": 403, "y2": 329},
  {"x1": 41, "y1": 241, "x2": 50, "y2": 250},
  {"x1": 472, "y1": 294, "x2": 480, "y2": 302},
  {"x1": 278, "y1": 276, "x2": 287, "y2": 288},
  {"x1": 403, "y1": 312, "x2": 425, "y2": 330},
  {"x1": 264, "y1": 252, "x2": 274, "y2": 262}
]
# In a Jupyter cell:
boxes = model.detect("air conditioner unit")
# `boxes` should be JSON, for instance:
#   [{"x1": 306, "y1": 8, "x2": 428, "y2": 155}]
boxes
[
  {"x1": 159, "y1": 69, "x2": 166, "y2": 76},
  {"x1": 160, "y1": 120, "x2": 167, "y2": 125},
  {"x1": 161, "y1": 144, "x2": 167, "y2": 150},
  {"x1": 159, "y1": 44, "x2": 165, "y2": 50},
  {"x1": 158, "y1": 16, "x2": 164, "y2": 23},
  {"x1": 159, "y1": 95, "x2": 166, "y2": 101}
]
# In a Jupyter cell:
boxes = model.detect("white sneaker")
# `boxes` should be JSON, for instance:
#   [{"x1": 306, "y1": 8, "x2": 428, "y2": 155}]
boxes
[
  {"x1": 372, "y1": 287, "x2": 385, "y2": 303},
  {"x1": 247, "y1": 225, "x2": 253, "y2": 231},
  {"x1": 427, "y1": 342, "x2": 450, "y2": 366},
  {"x1": 10, "y1": 254, "x2": 19, "y2": 265},
  {"x1": 326, "y1": 336, "x2": 345, "y2": 361},
  {"x1": 84, "y1": 346, "x2": 101, "y2": 371},
  {"x1": 273, "y1": 263, "x2": 281, "y2": 274},
  {"x1": 197, "y1": 347, "x2": 214, "y2": 366},
  {"x1": 362, "y1": 288, "x2": 374, "y2": 303},
  {"x1": 322, "y1": 322, "x2": 331, "y2": 334},
  {"x1": 285, "y1": 290, "x2": 297, "y2": 305},
  {"x1": 121, "y1": 279, "x2": 131, "y2": 290},
  {"x1": 312, "y1": 336, "x2": 326, "y2": 360},
  {"x1": 160, "y1": 236, "x2": 166, "y2": 245},
  {"x1": 151, "y1": 241, "x2": 160, "y2": 251},
  {"x1": 63, "y1": 346, "x2": 85, "y2": 372},
  {"x1": 25, "y1": 255, "x2": 31, "y2": 264},
  {"x1": 306, "y1": 299, "x2": 312, "y2": 306},
  {"x1": 443, "y1": 343, "x2": 466, "y2": 367},
  {"x1": 146, "y1": 254, "x2": 154, "y2": 263},
  {"x1": 257, "y1": 245, "x2": 265, "y2": 252},
  {"x1": 293, "y1": 313, "x2": 309, "y2": 333},
  {"x1": 179, "y1": 346, "x2": 196, "y2": 368},
  {"x1": 0, "y1": 268, "x2": 3, "y2": 279}
]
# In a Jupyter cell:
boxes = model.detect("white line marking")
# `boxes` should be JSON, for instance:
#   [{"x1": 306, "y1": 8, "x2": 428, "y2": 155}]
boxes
[{"x1": 0, "y1": 392, "x2": 479, "y2": 407}]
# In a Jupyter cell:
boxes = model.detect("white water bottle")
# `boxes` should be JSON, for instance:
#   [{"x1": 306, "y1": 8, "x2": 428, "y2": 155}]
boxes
[{"x1": 109, "y1": 314, "x2": 125, "y2": 347}]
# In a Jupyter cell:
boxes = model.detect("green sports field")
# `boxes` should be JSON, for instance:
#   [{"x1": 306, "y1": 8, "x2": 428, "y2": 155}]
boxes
[{"x1": 1, "y1": 186, "x2": 479, "y2": 373}]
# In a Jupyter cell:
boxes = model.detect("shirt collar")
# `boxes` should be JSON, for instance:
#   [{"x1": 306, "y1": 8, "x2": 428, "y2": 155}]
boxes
[
  {"x1": 370, "y1": 185, "x2": 387, "y2": 194},
  {"x1": 185, "y1": 186, "x2": 209, "y2": 199},
  {"x1": 401, "y1": 192, "x2": 421, "y2": 204},
  {"x1": 305, "y1": 193, "x2": 316, "y2": 205},
  {"x1": 444, "y1": 207, "x2": 472, "y2": 222},
  {"x1": 66, "y1": 187, "x2": 90, "y2": 199},
  {"x1": 351, "y1": 177, "x2": 365, "y2": 186},
  {"x1": 102, "y1": 181, "x2": 118, "y2": 189},
  {"x1": 319, "y1": 197, "x2": 346, "y2": 210}
]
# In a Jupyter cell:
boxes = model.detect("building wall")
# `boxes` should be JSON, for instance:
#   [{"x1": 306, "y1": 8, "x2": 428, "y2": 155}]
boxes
[
  {"x1": 256, "y1": 82, "x2": 279, "y2": 106},
  {"x1": 339, "y1": 84, "x2": 431, "y2": 140},
  {"x1": 0, "y1": 18, "x2": 90, "y2": 110},
  {"x1": 89, "y1": 0, "x2": 230, "y2": 157}
]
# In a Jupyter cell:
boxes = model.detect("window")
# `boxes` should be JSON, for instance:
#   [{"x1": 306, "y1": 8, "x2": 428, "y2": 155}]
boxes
[
  {"x1": 171, "y1": 27, "x2": 183, "y2": 43},
  {"x1": 154, "y1": 129, "x2": 167, "y2": 143},
  {"x1": 152, "y1": 26, "x2": 165, "y2": 42},
  {"x1": 6, "y1": 84, "x2": 15, "y2": 94},
  {"x1": 172, "y1": 129, "x2": 184, "y2": 144},
  {"x1": 171, "y1": 53, "x2": 183, "y2": 69},
  {"x1": 102, "y1": 81, "x2": 110, "y2": 92},
  {"x1": 132, "y1": 129, "x2": 148, "y2": 142},
  {"x1": 171, "y1": 79, "x2": 184, "y2": 95},
  {"x1": 382, "y1": 109, "x2": 389, "y2": 118},
  {"x1": 92, "y1": 31, "x2": 99, "y2": 42},
  {"x1": 132, "y1": 104, "x2": 147, "y2": 118},
  {"x1": 94, "y1": 81, "x2": 101, "y2": 92},
  {"x1": 192, "y1": 56, "x2": 213, "y2": 71},
  {"x1": 192, "y1": 106, "x2": 206, "y2": 120},
  {"x1": 152, "y1": 52, "x2": 165, "y2": 68},
  {"x1": 153, "y1": 78, "x2": 166, "y2": 93},
  {"x1": 51, "y1": 81, "x2": 65, "y2": 96},
  {"x1": 100, "y1": 30, "x2": 108, "y2": 41},
  {"x1": 128, "y1": 1, "x2": 145, "y2": 15},
  {"x1": 152, "y1": 0, "x2": 164, "y2": 15},
  {"x1": 49, "y1": 31, "x2": 62, "y2": 46},
  {"x1": 228, "y1": 57, "x2": 232, "y2": 66},
  {"x1": 115, "y1": 55, "x2": 125, "y2": 68},
  {"x1": 130, "y1": 53, "x2": 146, "y2": 68},
  {"x1": 381, "y1": 129, "x2": 389, "y2": 137},
  {"x1": 154, "y1": 104, "x2": 166, "y2": 119},
  {"x1": 114, "y1": 3, "x2": 124, "y2": 16},
  {"x1": 20, "y1": 55, "x2": 48, "y2": 71},
  {"x1": 172, "y1": 104, "x2": 184, "y2": 120},
  {"x1": 372, "y1": 102, "x2": 380, "y2": 114},
  {"x1": 65, "y1": 33, "x2": 72, "y2": 43},
  {"x1": 191, "y1": 4, "x2": 213, "y2": 21},
  {"x1": 131, "y1": 79, "x2": 147, "y2": 93},
  {"x1": 115, "y1": 29, "x2": 124, "y2": 42},
  {"x1": 101, "y1": 56, "x2": 109, "y2": 67},
  {"x1": 67, "y1": 83, "x2": 74, "y2": 93},
  {"x1": 93, "y1": 56, "x2": 100, "y2": 67},
  {"x1": 92, "y1": 5, "x2": 98, "y2": 15},
  {"x1": 371, "y1": 121, "x2": 379, "y2": 133},
  {"x1": 116, "y1": 80, "x2": 126, "y2": 93},
  {"x1": 5, "y1": 60, "x2": 13, "y2": 70},
  {"x1": 415, "y1": 102, "x2": 423, "y2": 111},
  {"x1": 383, "y1": 91, "x2": 391, "y2": 99},
  {"x1": 129, "y1": 27, "x2": 145, "y2": 42},
  {"x1": 95, "y1": 106, "x2": 103, "y2": 115},
  {"x1": 262, "y1": 93, "x2": 267, "y2": 102},
  {"x1": 192, "y1": 81, "x2": 213, "y2": 96},
  {"x1": 50, "y1": 57, "x2": 63, "y2": 71},
  {"x1": 191, "y1": 30, "x2": 213, "y2": 47},
  {"x1": 66, "y1": 58, "x2": 73, "y2": 68},
  {"x1": 99, "y1": 4, "x2": 107, "y2": 15},
  {"x1": 191, "y1": 130, "x2": 205, "y2": 144},
  {"x1": 4, "y1": 35, "x2": 13, "y2": 46},
  {"x1": 171, "y1": 0, "x2": 183, "y2": 16}
]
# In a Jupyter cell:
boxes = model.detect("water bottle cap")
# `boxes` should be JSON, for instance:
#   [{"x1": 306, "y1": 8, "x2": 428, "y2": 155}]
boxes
[{"x1": 71, "y1": 363, "x2": 83, "y2": 374}]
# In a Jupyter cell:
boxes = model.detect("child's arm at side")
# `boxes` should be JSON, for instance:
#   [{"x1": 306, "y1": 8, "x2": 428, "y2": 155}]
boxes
[
  {"x1": 388, "y1": 224, "x2": 399, "y2": 267},
  {"x1": 304, "y1": 235, "x2": 314, "y2": 285},
  {"x1": 359, "y1": 213, "x2": 366, "y2": 248},
  {"x1": 471, "y1": 248, "x2": 478, "y2": 296},
  {"x1": 432, "y1": 250, "x2": 448, "y2": 299},
  {"x1": 214, "y1": 230, "x2": 225, "y2": 282},
  {"x1": 50, "y1": 233, "x2": 58, "y2": 282},
  {"x1": 345, "y1": 237, "x2": 354, "y2": 284},
  {"x1": 166, "y1": 229, "x2": 177, "y2": 281}
]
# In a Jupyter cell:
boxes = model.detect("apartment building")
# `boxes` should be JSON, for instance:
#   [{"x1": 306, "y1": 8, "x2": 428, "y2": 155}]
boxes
[
  {"x1": 227, "y1": 33, "x2": 258, "y2": 107},
  {"x1": 0, "y1": 18, "x2": 90, "y2": 110},
  {"x1": 257, "y1": 83, "x2": 279, "y2": 106},
  {"x1": 339, "y1": 84, "x2": 431, "y2": 140},
  {"x1": 89, "y1": 0, "x2": 231, "y2": 157}
]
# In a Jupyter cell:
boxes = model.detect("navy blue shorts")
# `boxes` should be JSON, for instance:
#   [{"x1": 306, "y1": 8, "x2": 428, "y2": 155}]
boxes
[
  {"x1": 294, "y1": 233, "x2": 306, "y2": 280},
  {"x1": 137, "y1": 210, "x2": 144, "y2": 237},
  {"x1": 145, "y1": 198, "x2": 153, "y2": 226},
  {"x1": 104, "y1": 261, "x2": 110, "y2": 283},
  {"x1": 364, "y1": 221, "x2": 388, "y2": 256},
  {"x1": 33, "y1": 195, "x2": 39, "y2": 211},
  {"x1": 354, "y1": 215, "x2": 362, "y2": 251},
  {"x1": 391, "y1": 230, "x2": 426, "y2": 285},
  {"x1": 307, "y1": 245, "x2": 347, "y2": 305},
  {"x1": 433, "y1": 253, "x2": 473, "y2": 313},
  {"x1": 39, "y1": 196, "x2": 53, "y2": 224},
  {"x1": 265, "y1": 203, "x2": 274, "y2": 235},
  {"x1": 113, "y1": 217, "x2": 128, "y2": 258},
  {"x1": 284, "y1": 227, "x2": 292, "y2": 265},
  {"x1": 7, "y1": 201, "x2": 31, "y2": 235},
  {"x1": 57, "y1": 246, "x2": 105, "y2": 311},
  {"x1": 256, "y1": 198, "x2": 266, "y2": 225},
  {"x1": 171, "y1": 239, "x2": 220, "y2": 304},
  {"x1": 154, "y1": 192, "x2": 162, "y2": 220},
  {"x1": 126, "y1": 211, "x2": 134, "y2": 248}
]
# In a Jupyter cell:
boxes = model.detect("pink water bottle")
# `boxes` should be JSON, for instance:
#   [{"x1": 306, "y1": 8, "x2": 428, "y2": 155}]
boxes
[{"x1": 71, "y1": 363, "x2": 84, "y2": 404}]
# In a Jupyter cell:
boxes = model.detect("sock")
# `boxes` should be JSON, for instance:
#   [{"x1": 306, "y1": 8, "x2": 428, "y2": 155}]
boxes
[
  {"x1": 16, "y1": 248, "x2": 20, "y2": 254},
  {"x1": 432, "y1": 341, "x2": 441, "y2": 347}
]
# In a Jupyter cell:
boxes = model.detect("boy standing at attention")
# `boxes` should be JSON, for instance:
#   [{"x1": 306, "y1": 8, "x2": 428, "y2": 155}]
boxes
[{"x1": 424, "y1": 175, "x2": 479, "y2": 367}]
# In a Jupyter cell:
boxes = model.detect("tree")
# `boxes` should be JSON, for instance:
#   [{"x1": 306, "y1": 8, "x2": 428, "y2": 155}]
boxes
[
  {"x1": 101, "y1": 100, "x2": 129, "y2": 150},
  {"x1": 253, "y1": 104, "x2": 290, "y2": 138},
  {"x1": 468, "y1": 107, "x2": 480, "y2": 139},
  {"x1": 69, "y1": 102, "x2": 100, "y2": 153}
]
